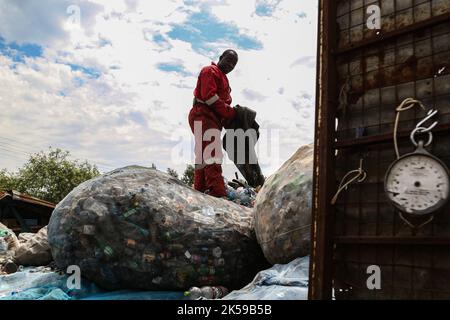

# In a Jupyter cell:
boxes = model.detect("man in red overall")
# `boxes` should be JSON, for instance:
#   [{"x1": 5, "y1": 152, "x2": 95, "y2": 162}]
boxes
[{"x1": 188, "y1": 50, "x2": 238, "y2": 197}]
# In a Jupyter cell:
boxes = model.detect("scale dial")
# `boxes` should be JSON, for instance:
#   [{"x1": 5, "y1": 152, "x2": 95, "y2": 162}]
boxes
[{"x1": 385, "y1": 152, "x2": 450, "y2": 215}]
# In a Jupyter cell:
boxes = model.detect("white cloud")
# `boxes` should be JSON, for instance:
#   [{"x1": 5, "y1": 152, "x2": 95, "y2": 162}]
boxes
[
  {"x1": 291, "y1": 56, "x2": 316, "y2": 68},
  {"x1": 0, "y1": 0, "x2": 318, "y2": 180},
  {"x1": 0, "y1": 0, "x2": 103, "y2": 47},
  {"x1": 241, "y1": 88, "x2": 267, "y2": 102}
]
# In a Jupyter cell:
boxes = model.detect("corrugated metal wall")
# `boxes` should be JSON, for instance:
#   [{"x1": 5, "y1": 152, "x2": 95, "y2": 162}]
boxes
[{"x1": 310, "y1": 0, "x2": 450, "y2": 299}]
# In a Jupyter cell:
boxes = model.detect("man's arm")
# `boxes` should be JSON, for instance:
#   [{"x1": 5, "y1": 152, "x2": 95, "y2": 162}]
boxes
[{"x1": 199, "y1": 68, "x2": 236, "y2": 121}]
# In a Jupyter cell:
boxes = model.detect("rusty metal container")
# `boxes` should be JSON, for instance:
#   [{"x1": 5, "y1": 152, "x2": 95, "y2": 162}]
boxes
[{"x1": 310, "y1": 0, "x2": 450, "y2": 299}]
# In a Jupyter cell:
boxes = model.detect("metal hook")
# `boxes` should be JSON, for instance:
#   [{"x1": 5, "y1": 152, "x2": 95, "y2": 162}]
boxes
[{"x1": 415, "y1": 109, "x2": 439, "y2": 133}]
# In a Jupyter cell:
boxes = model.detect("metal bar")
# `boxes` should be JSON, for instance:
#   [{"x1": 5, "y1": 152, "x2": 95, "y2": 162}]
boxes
[
  {"x1": 430, "y1": 4, "x2": 438, "y2": 298},
  {"x1": 309, "y1": 0, "x2": 337, "y2": 300},
  {"x1": 335, "y1": 12, "x2": 450, "y2": 55},
  {"x1": 430, "y1": 15, "x2": 439, "y2": 240},
  {"x1": 334, "y1": 122, "x2": 450, "y2": 149},
  {"x1": 334, "y1": 236, "x2": 450, "y2": 245}
]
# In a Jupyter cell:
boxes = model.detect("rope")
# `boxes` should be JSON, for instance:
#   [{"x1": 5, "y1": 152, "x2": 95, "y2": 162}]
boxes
[
  {"x1": 393, "y1": 98, "x2": 426, "y2": 159},
  {"x1": 398, "y1": 212, "x2": 434, "y2": 229},
  {"x1": 257, "y1": 224, "x2": 312, "y2": 245},
  {"x1": 338, "y1": 78, "x2": 350, "y2": 115},
  {"x1": 331, "y1": 158, "x2": 367, "y2": 205}
]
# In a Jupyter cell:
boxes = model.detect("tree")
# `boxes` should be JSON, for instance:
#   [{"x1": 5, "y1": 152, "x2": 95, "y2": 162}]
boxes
[
  {"x1": 0, "y1": 169, "x2": 17, "y2": 191},
  {"x1": 181, "y1": 164, "x2": 194, "y2": 186},
  {"x1": 166, "y1": 168, "x2": 179, "y2": 179},
  {"x1": 0, "y1": 148, "x2": 100, "y2": 204}
]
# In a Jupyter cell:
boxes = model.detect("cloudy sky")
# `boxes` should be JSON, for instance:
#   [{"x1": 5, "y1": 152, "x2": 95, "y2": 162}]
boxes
[{"x1": 0, "y1": 0, "x2": 318, "y2": 179}]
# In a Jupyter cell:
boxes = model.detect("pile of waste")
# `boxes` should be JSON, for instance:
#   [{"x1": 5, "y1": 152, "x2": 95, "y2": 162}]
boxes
[
  {"x1": 48, "y1": 166, "x2": 268, "y2": 291},
  {"x1": 1, "y1": 143, "x2": 314, "y2": 300},
  {"x1": 1, "y1": 223, "x2": 53, "y2": 277},
  {"x1": 184, "y1": 285, "x2": 229, "y2": 300},
  {"x1": 224, "y1": 178, "x2": 258, "y2": 208},
  {"x1": 254, "y1": 143, "x2": 313, "y2": 264},
  {"x1": 1, "y1": 223, "x2": 20, "y2": 275}
]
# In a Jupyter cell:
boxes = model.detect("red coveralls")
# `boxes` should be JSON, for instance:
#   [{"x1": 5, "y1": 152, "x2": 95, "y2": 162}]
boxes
[{"x1": 188, "y1": 62, "x2": 236, "y2": 197}]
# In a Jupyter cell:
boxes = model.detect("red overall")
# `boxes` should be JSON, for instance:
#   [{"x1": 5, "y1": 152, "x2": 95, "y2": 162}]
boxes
[{"x1": 188, "y1": 62, "x2": 236, "y2": 197}]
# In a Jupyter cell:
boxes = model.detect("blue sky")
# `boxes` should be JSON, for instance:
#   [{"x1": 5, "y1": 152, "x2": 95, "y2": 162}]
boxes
[
  {"x1": 0, "y1": 37, "x2": 43, "y2": 62},
  {"x1": 0, "y1": 0, "x2": 318, "y2": 177},
  {"x1": 255, "y1": 0, "x2": 282, "y2": 16},
  {"x1": 168, "y1": 9, "x2": 263, "y2": 53},
  {"x1": 156, "y1": 62, "x2": 193, "y2": 77}
]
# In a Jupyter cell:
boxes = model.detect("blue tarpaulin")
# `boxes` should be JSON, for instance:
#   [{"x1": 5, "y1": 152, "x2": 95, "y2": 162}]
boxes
[
  {"x1": 0, "y1": 257, "x2": 310, "y2": 300},
  {"x1": 0, "y1": 267, "x2": 184, "y2": 300}
]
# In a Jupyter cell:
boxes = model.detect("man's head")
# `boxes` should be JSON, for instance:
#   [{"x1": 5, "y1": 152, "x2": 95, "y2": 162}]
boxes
[{"x1": 217, "y1": 49, "x2": 238, "y2": 74}]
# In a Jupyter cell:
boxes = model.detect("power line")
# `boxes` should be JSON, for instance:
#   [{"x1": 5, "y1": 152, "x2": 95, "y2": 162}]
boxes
[
  {"x1": 0, "y1": 138, "x2": 42, "y2": 152},
  {"x1": 0, "y1": 151, "x2": 27, "y2": 161},
  {"x1": 0, "y1": 149, "x2": 29, "y2": 164},
  {"x1": 0, "y1": 135, "x2": 117, "y2": 170},
  {"x1": 0, "y1": 142, "x2": 36, "y2": 156},
  {"x1": 0, "y1": 146, "x2": 114, "y2": 174},
  {"x1": 0, "y1": 136, "x2": 44, "y2": 152},
  {"x1": 0, "y1": 146, "x2": 31, "y2": 158}
]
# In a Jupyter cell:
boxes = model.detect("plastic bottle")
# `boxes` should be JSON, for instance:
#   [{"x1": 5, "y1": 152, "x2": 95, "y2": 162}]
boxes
[
  {"x1": 226, "y1": 187, "x2": 237, "y2": 201},
  {"x1": 184, "y1": 286, "x2": 229, "y2": 300},
  {"x1": 4, "y1": 261, "x2": 18, "y2": 274},
  {"x1": 0, "y1": 230, "x2": 9, "y2": 237},
  {"x1": 0, "y1": 237, "x2": 8, "y2": 253}
]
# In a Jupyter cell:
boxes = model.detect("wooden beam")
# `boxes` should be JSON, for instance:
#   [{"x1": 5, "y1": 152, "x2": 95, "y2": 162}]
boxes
[{"x1": 309, "y1": 0, "x2": 338, "y2": 300}]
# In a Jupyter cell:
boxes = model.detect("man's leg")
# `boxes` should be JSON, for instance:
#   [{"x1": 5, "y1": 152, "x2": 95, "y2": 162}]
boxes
[
  {"x1": 189, "y1": 109, "x2": 225, "y2": 197},
  {"x1": 204, "y1": 163, "x2": 226, "y2": 197},
  {"x1": 201, "y1": 117, "x2": 226, "y2": 198},
  {"x1": 189, "y1": 109, "x2": 207, "y2": 193},
  {"x1": 193, "y1": 166, "x2": 206, "y2": 192}
]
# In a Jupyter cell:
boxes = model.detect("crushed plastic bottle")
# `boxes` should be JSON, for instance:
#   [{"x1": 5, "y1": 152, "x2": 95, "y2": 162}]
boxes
[
  {"x1": 0, "y1": 237, "x2": 8, "y2": 253},
  {"x1": 226, "y1": 188, "x2": 237, "y2": 201},
  {"x1": 0, "y1": 230, "x2": 9, "y2": 237},
  {"x1": 225, "y1": 184, "x2": 257, "y2": 208},
  {"x1": 184, "y1": 286, "x2": 229, "y2": 300}
]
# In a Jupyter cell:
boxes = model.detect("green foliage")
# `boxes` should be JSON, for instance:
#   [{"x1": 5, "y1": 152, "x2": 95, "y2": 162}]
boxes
[
  {"x1": 166, "y1": 167, "x2": 179, "y2": 179},
  {"x1": 0, "y1": 148, "x2": 100, "y2": 204},
  {"x1": 0, "y1": 169, "x2": 17, "y2": 191},
  {"x1": 166, "y1": 165, "x2": 194, "y2": 186},
  {"x1": 181, "y1": 164, "x2": 194, "y2": 186}
]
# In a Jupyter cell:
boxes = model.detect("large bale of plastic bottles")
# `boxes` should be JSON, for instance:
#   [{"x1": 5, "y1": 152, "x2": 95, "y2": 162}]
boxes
[
  {"x1": 254, "y1": 144, "x2": 313, "y2": 264},
  {"x1": 48, "y1": 166, "x2": 268, "y2": 291}
]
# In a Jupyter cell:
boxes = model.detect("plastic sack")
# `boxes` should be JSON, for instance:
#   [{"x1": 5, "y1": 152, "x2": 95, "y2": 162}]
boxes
[
  {"x1": 48, "y1": 167, "x2": 266, "y2": 291},
  {"x1": 0, "y1": 267, "x2": 184, "y2": 300},
  {"x1": 0, "y1": 238, "x2": 7, "y2": 254},
  {"x1": 0, "y1": 222, "x2": 20, "y2": 252},
  {"x1": 222, "y1": 256, "x2": 309, "y2": 300},
  {"x1": 3, "y1": 287, "x2": 71, "y2": 300},
  {"x1": 0, "y1": 267, "x2": 68, "y2": 298},
  {"x1": 14, "y1": 226, "x2": 52, "y2": 266}
]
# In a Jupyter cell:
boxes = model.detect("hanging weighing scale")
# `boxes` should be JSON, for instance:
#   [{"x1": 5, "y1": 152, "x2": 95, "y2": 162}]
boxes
[{"x1": 385, "y1": 109, "x2": 450, "y2": 227}]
